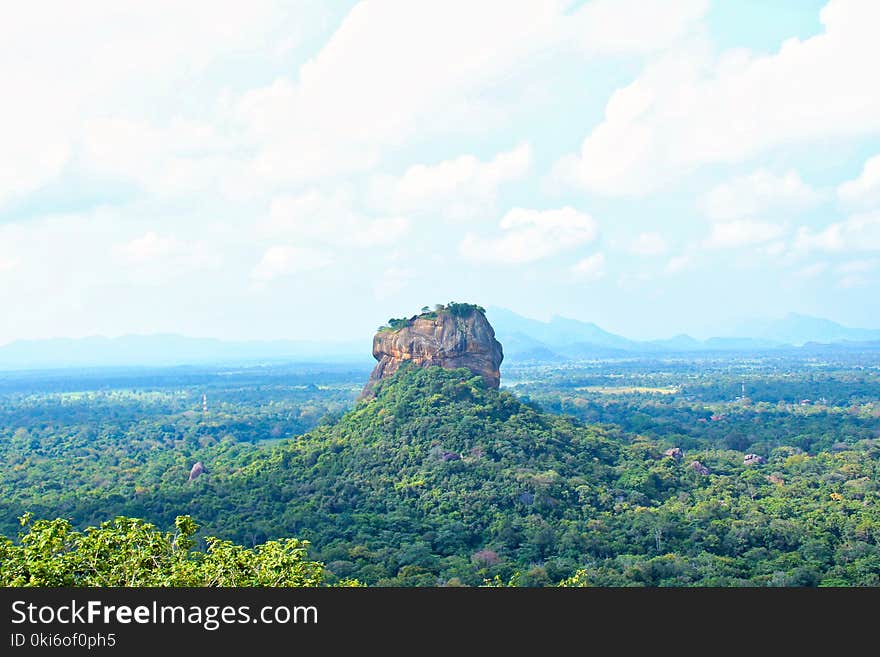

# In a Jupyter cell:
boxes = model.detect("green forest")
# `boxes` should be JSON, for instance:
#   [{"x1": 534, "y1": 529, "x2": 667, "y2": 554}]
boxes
[{"x1": 2, "y1": 358, "x2": 880, "y2": 586}]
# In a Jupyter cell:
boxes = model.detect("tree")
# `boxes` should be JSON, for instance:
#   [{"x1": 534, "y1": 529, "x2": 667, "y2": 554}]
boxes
[{"x1": 0, "y1": 514, "x2": 357, "y2": 587}]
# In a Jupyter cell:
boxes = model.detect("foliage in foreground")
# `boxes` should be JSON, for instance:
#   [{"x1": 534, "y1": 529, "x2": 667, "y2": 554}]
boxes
[{"x1": 0, "y1": 514, "x2": 347, "y2": 587}]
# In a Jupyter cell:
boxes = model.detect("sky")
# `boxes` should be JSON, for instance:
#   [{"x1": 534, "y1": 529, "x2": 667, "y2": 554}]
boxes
[{"x1": 2, "y1": 0, "x2": 880, "y2": 344}]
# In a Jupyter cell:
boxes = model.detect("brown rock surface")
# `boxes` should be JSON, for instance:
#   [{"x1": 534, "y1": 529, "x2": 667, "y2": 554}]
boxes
[
  {"x1": 188, "y1": 461, "x2": 205, "y2": 481},
  {"x1": 362, "y1": 304, "x2": 503, "y2": 397},
  {"x1": 664, "y1": 447, "x2": 683, "y2": 461},
  {"x1": 689, "y1": 460, "x2": 710, "y2": 476}
]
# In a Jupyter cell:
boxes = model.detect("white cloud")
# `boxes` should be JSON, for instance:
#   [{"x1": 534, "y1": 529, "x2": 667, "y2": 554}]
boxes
[
  {"x1": 373, "y1": 267, "x2": 413, "y2": 300},
  {"x1": 0, "y1": 1, "x2": 316, "y2": 206},
  {"x1": 794, "y1": 262, "x2": 828, "y2": 280},
  {"x1": 0, "y1": 1, "x2": 707, "y2": 208},
  {"x1": 238, "y1": 0, "x2": 707, "y2": 184},
  {"x1": 761, "y1": 241, "x2": 787, "y2": 257},
  {"x1": 793, "y1": 212, "x2": 880, "y2": 254},
  {"x1": 572, "y1": 0, "x2": 707, "y2": 56},
  {"x1": 267, "y1": 191, "x2": 409, "y2": 248},
  {"x1": 838, "y1": 154, "x2": 880, "y2": 206},
  {"x1": 250, "y1": 245, "x2": 333, "y2": 282},
  {"x1": 838, "y1": 276, "x2": 867, "y2": 289},
  {"x1": 794, "y1": 225, "x2": 845, "y2": 253},
  {"x1": 556, "y1": 0, "x2": 880, "y2": 196},
  {"x1": 705, "y1": 220, "x2": 786, "y2": 249},
  {"x1": 459, "y1": 207, "x2": 598, "y2": 264},
  {"x1": 371, "y1": 144, "x2": 531, "y2": 219},
  {"x1": 0, "y1": 204, "x2": 334, "y2": 343},
  {"x1": 0, "y1": 256, "x2": 20, "y2": 273},
  {"x1": 81, "y1": 119, "x2": 245, "y2": 199},
  {"x1": 112, "y1": 232, "x2": 222, "y2": 277},
  {"x1": 836, "y1": 259, "x2": 878, "y2": 288},
  {"x1": 571, "y1": 252, "x2": 606, "y2": 281},
  {"x1": 665, "y1": 255, "x2": 692, "y2": 273},
  {"x1": 702, "y1": 169, "x2": 819, "y2": 221},
  {"x1": 0, "y1": 208, "x2": 231, "y2": 339},
  {"x1": 0, "y1": 140, "x2": 69, "y2": 209},
  {"x1": 0, "y1": 211, "x2": 121, "y2": 339},
  {"x1": 352, "y1": 216, "x2": 411, "y2": 247},
  {"x1": 630, "y1": 232, "x2": 668, "y2": 255},
  {"x1": 114, "y1": 232, "x2": 181, "y2": 264},
  {"x1": 836, "y1": 259, "x2": 878, "y2": 274}
]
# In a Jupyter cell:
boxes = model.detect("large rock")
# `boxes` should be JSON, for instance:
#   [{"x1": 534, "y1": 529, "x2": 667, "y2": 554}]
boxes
[
  {"x1": 664, "y1": 447, "x2": 683, "y2": 461},
  {"x1": 362, "y1": 303, "x2": 503, "y2": 397},
  {"x1": 689, "y1": 460, "x2": 710, "y2": 476},
  {"x1": 188, "y1": 461, "x2": 205, "y2": 481}
]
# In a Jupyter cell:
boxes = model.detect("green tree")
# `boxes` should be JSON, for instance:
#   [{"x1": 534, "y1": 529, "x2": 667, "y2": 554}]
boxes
[{"x1": 0, "y1": 514, "x2": 353, "y2": 587}]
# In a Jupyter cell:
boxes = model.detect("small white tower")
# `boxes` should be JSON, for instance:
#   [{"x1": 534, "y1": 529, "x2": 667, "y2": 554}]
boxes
[{"x1": 202, "y1": 393, "x2": 208, "y2": 413}]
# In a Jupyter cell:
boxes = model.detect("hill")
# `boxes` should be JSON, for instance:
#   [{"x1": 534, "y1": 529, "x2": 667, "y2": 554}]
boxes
[
  {"x1": 488, "y1": 306, "x2": 636, "y2": 354},
  {"x1": 39, "y1": 364, "x2": 874, "y2": 587},
  {"x1": 129, "y1": 366, "x2": 623, "y2": 585}
]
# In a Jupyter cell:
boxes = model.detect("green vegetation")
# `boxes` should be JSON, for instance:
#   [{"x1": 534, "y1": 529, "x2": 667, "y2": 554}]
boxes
[
  {"x1": 377, "y1": 302, "x2": 487, "y2": 331},
  {"x1": 0, "y1": 514, "x2": 339, "y2": 587},
  {"x1": 443, "y1": 302, "x2": 486, "y2": 317},
  {"x1": 0, "y1": 364, "x2": 360, "y2": 534},
  {"x1": 2, "y1": 356, "x2": 880, "y2": 586},
  {"x1": 506, "y1": 358, "x2": 880, "y2": 454},
  {"x1": 385, "y1": 318, "x2": 410, "y2": 330}
]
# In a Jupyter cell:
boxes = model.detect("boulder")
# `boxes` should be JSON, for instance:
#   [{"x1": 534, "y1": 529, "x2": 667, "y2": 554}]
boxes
[
  {"x1": 664, "y1": 447, "x2": 683, "y2": 461},
  {"x1": 689, "y1": 460, "x2": 710, "y2": 475},
  {"x1": 188, "y1": 461, "x2": 205, "y2": 481}
]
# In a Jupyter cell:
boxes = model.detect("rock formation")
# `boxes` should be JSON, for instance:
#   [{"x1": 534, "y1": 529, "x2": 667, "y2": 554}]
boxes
[
  {"x1": 689, "y1": 460, "x2": 710, "y2": 475},
  {"x1": 362, "y1": 303, "x2": 503, "y2": 397},
  {"x1": 664, "y1": 447, "x2": 683, "y2": 461},
  {"x1": 188, "y1": 461, "x2": 205, "y2": 481}
]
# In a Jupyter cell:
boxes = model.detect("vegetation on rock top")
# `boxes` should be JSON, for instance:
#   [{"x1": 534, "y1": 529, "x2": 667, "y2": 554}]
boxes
[{"x1": 378, "y1": 302, "x2": 487, "y2": 332}]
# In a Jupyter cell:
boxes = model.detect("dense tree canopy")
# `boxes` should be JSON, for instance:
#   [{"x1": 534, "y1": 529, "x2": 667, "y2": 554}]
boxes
[
  {"x1": 0, "y1": 514, "x2": 343, "y2": 587},
  {"x1": 2, "y1": 359, "x2": 880, "y2": 586}
]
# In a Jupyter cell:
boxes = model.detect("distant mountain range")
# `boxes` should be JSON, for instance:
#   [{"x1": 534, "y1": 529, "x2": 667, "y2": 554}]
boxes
[
  {"x1": 1, "y1": 309, "x2": 879, "y2": 371},
  {"x1": 729, "y1": 313, "x2": 880, "y2": 346},
  {"x1": 486, "y1": 307, "x2": 880, "y2": 362}
]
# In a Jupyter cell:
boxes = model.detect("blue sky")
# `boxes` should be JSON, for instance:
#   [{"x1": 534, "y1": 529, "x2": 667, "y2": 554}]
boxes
[{"x1": 2, "y1": 0, "x2": 879, "y2": 344}]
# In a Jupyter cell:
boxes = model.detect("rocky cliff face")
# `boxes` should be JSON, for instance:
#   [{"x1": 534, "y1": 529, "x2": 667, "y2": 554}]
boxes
[{"x1": 362, "y1": 305, "x2": 503, "y2": 397}]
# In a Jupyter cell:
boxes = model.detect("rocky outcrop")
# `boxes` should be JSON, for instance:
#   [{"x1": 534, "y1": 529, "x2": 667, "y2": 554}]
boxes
[
  {"x1": 744, "y1": 453, "x2": 766, "y2": 466},
  {"x1": 664, "y1": 447, "x2": 683, "y2": 461},
  {"x1": 362, "y1": 303, "x2": 503, "y2": 397},
  {"x1": 689, "y1": 460, "x2": 710, "y2": 475},
  {"x1": 188, "y1": 462, "x2": 205, "y2": 481}
]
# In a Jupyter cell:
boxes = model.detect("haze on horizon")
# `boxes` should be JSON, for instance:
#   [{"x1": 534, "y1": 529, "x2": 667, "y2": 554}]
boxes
[{"x1": 2, "y1": 0, "x2": 879, "y2": 347}]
